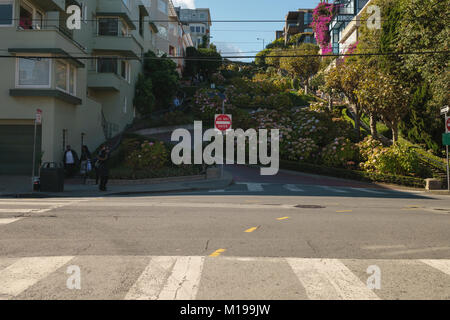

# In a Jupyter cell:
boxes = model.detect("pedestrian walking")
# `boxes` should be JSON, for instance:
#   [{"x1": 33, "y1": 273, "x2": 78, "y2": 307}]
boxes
[
  {"x1": 80, "y1": 145, "x2": 92, "y2": 175},
  {"x1": 97, "y1": 144, "x2": 110, "y2": 191},
  {"x1": 63, "y1": 145, "x2": 79, "y2": 178}
]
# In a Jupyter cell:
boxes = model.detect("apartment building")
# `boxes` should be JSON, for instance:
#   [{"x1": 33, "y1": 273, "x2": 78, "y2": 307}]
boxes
[
  {"x1": 175, "y1": 7, "x2": 211, "y2": 49},
  {"x1": 275, "y1": 9, "x2": 315, "y2": 46},
  {"x1": 0, "y1": 0, "x2": 173, "y2": 175},
  {"x1": 328, "y1": 0, "x2": 370, "y2": 54}
]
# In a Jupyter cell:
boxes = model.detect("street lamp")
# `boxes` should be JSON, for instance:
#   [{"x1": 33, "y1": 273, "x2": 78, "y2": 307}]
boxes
[{"x1": 257, "y1": 37, "x2": 265, "y2": 50}]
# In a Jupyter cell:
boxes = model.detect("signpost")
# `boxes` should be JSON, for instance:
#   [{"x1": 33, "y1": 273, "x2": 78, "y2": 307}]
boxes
[
  {"x1": 441, "y1": 106, "x2": 450, "y2": 191},
  {"x1": 214, "y1": 114, "x2": 232, "y2": 132},
  {"x1": 31, "y1": 109, "x2": 42, "y2": 192}
]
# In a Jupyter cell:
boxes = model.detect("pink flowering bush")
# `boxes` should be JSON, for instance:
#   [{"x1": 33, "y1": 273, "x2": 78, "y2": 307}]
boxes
[
  {"x1": 320, "y1": 137, "x2": 359, "y2": 168},
  {"x1": 312, "y1": 2, "x2": 334, "y2": 54},
  {"x1": 127, "y1": 141, "x2": 168, "y2": 170},
  {"x1": 193, "y1": 88, "x2": 233, "y2": 121}
]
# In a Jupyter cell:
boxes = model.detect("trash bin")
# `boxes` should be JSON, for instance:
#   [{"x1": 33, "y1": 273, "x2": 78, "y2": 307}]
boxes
[{"x1": 40, "y1": 162, "x2": 64, "y2": 192}]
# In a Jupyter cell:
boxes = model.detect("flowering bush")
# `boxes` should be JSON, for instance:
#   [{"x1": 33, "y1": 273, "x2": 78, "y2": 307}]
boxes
[
  {"x1": 193, "y1": 88, "x2": 232, "y2": 121},
  {"x1": 359, "y1": 141, "x2": 421, "y2": 176},
  {"x1": 211, "y1": 72, "x2": 226, "y2": 85},
  {"x1": 312, "y1": 2, "x2": 334, "y2": 54},
  {"x1": 283, "y1": 138, "x2": 319, "y2": 162},
  {"x1": 320, "y1": 137, "x2": 359, "y2": 168},
  {"x1": 127, "y1": 141, "x2": 168, "y2": 170}
]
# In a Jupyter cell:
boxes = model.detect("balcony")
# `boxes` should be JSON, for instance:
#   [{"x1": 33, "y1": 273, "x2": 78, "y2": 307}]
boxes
[
  {"x1": 27, "y1": 0, "x2": 65, "y2": 12},
  {"x1": 88, "y1": 72, "x2": 122, "y2": 92},
  {"x1": 92, "y1": 34, "x2": 143, "y2": 59},
  {"x1": 7, "y1": 25, "x2": 86, "y2": 57},
  {"x1": 96, "y1": 0, "x2": 137, "y2": 30}
]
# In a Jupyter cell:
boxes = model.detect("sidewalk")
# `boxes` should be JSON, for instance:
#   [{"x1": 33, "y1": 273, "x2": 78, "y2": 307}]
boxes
[{"x1": 0, "y1": 172, "x2": 233, "y2": 198}]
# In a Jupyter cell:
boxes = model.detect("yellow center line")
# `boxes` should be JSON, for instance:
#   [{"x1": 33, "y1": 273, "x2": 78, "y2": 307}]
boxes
[
  {"x1": 209, "y1": 249, "x2": 226, "y2": 257},
  {"x1": 277, "y1": 217, "x2": 290, "y2": 220},
  {"x1": 336, "y1": 210, "x2": 353, "y2": 213},
  {"x1": 245, "y1": 227, "x2": 259, "y2": 233}
]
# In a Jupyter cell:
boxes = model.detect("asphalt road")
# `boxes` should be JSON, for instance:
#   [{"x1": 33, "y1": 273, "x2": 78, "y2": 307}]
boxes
[{"x1": 0, "y1": 165, "x2": 449, "y2": 300}]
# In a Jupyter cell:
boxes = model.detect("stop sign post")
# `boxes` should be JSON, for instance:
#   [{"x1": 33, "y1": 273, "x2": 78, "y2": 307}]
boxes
[
  {"x1": 442, "y1": 106, "x2": 450, "y2": 191},
  {"x1": 215, "y1": 114, "x2": 232, "y2": 132}
]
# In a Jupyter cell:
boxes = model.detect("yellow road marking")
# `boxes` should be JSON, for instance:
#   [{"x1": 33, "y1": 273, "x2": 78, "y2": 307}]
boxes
[
  {"x1": 277, "y1": 217, "x2": 290, "y2": 220},
  {"x1": 336, "y1": 210, "x2": 353, "y2": 213},
  {"x1": 245, "y1": 227, "x2": 259, "y2": 233},
  {"x1": 209, "y1": 249, "x2": 226, "y2": 257}
]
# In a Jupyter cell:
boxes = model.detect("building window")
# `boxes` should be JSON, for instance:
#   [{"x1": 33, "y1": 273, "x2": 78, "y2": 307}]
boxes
[
  {"x1": 0, "y1": 0, "x2": 13, "y2": 26},
  {"x1": 56, "y1": 60, "x2": 76, "y2": 95},
  {"x1": 196, "y1": 26, "x2": 200, "y2": 33},
  {"x1": 120, "y1": 60, "x2": 130, "y2": 82},
  {"x1": 158, "y1": 25, "x2": 167, "y2": 39},
  {"x1": 158, "y1": 0, "x2": 167, "y2": 14},
  {"x1": 97, "y1": 58, "x2": 118, "y2": 74},
  {"x1": 190, "y1": 26, "x2": 195, "y2": 32},
  {"x1": 200, "y1": 13, "x2": 205, "y2": 19},
  {"x1": 16, "y1": 57, "x2": 51, "y2": 87},
  {"x1": 18, "y1": 1, "x2": 44, "y2": 30},
  {"x1": 98, "y1": 18, "x2": 119, "y2": 36}
]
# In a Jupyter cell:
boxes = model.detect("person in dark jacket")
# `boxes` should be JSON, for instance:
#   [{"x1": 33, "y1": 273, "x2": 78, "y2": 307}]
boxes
[
  {"x1": 80, "y1": 145, "x2": 92, "y2": 175},
  {"x1": 97, "y1": 144, "x2": 110, "y2": 191},
  {"x1": 63, "y1": 145, "x2": 79, "y2": 178}
]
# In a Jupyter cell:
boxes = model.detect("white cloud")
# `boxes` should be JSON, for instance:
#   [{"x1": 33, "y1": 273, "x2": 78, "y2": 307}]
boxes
[
  {"x1": 172, "y1": 0, "x2": 196, "y2": 9},
  {"x1": 215, "y1": 42, "x2": 250, "y2": 62}
]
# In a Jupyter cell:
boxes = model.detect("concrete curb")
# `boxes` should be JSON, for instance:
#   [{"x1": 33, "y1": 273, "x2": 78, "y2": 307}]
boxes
[{"x1": 0, "y1": 171, "x2": 234, "y2": 198}]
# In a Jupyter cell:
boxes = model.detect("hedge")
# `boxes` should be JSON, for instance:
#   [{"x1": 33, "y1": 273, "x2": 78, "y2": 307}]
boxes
[{"x1": 280, "y1": 160, "x2": 426, "y2": 188}]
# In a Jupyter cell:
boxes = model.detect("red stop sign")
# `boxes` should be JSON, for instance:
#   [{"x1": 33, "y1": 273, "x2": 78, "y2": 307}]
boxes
[
  {"x1": 446, "y1": 117, "x2": 450, "y2": 132},
  {"x1": 215, "y1": 114, "x2": 232, "y2": 131}
]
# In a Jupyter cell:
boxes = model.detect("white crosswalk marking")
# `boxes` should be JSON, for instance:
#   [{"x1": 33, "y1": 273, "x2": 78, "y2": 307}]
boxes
[
  {"x1": 0, "y1": 199, "x2": 86, "y2": 225},
  {"x1": 349, "y1": 188, "x2": 386, "y2": 194},
  {"x1": 0, "y1": 256, "x2": 74, "y2": 299},
  {"x1": 0, "y1": 256, "x2": 449, "y2": 300},
  {"x1": 126, "y1": 256, "x2": 204, "y2": 300},
  {"x1": 319, "y1": 186, "x2": 349, "y2": 193},
  {"x1": 284, "y1": 184, "x2": 304, "y2": 192},
  {"x1": 287, "y1": 258, "x2": 380, "y2": 300},
  {"x1": 236, "y1": 183, "x2": 264, "y2": 192},
  {"x1": 420, "y1": 260, "x2": 450, "y2": 276}
]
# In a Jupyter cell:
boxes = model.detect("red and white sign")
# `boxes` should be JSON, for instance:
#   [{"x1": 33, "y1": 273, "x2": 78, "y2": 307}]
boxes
[
  {"x1": 35, "y1": 109, "x2": 42, "y2": 124},
  {"x1": 215, "y1": 114, "x2": 232, "y2": 132},
  {"x1": 446, "y1": 117, "x2": 450, "y2": 133}
]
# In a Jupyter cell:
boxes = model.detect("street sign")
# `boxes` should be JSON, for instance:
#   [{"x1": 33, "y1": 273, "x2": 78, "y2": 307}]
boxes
[
  {"x1": 215, "y1": 114, "x2": 232, "y2": 132},
  {"x1": 35, "y1": 109, "x2": 42, "y2": 124},
  {"x1": 446, "y1": 117, "x2": 450, "y2": 133},
  {"x1": 441, "y1": 105, "x2": 449, "y2": 115},
  {"x1": 443, "y1": 133, "x2": 450, "y2": 146}
]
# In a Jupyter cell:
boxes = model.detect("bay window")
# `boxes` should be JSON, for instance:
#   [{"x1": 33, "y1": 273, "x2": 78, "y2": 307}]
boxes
[
  {"x1": 18, "y1": 1, "x2": 44, "y2": 30},
  {"x1": 98, "y1": 18, "x2": 119, "y2": 36},
  {"x1": 56, "y1": 60, "x2": 76, "y2": 95},
  {"x1": 16, "y1": 57, "x2": 51, "y2": 87},
  {"x1": 97, "y1": 58, "x2": 118, "y2": 74},
  {"x1": 0, "y1": 0, "x2": 13, "y2": 26},
  {"x1": 120, "y1": 60, "x2": 131, "y2": 83}
]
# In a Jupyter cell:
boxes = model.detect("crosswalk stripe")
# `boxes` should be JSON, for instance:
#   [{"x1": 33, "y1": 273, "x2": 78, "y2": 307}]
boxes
[
  {"x1": 0, "y1": 218, "x2": 23, "y2": 225},
  {"x1": 284, "y1": 184, "x2": 304, "y2": 192},
  {"x1": 0, "y1": 256, "x2": 74, "y2": 298},
  {"x1": 157, "y1": 256, "x2": 204, "y2": 300},
  {"x1": 287, "y1": 258, "x2": 380, "y2": 300},
  {"x1": 0, "y1": 209, "x2": 37, "y2": 213},
  {"x1": 420, "y1": 260, "x2": 450, "y2": 276},
  {"x1": 349, "y1": 188, "x2": 385, "y2": 194},
  {"x1": 236, "y1": 183, "x2": 264, "y2": 192},
  {"x1": 125, "y1": 256, "x2": 176, "y2": 300},
  {"x1": 319, "y1": 186, "x2": 348, "y2": 193}
]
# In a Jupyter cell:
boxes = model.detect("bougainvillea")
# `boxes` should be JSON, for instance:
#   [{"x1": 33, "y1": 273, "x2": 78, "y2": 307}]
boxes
[{"x1": 311, "y1": 2, "x2": 334, "y2": 54}]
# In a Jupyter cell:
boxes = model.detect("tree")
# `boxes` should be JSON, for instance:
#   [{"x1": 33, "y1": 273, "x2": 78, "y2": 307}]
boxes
[
  {"x1": 279, "y1": 43, "x2": 320, "y2": 94},
  {"x1": 183, "y1": 46, "x2": 199, "y2": 79},
  {"x1": 143, "y1": 50, "x2": 179, "y2": 109},
  {"x1": 197, "y1": 48, "x2": 222, "y2": 79},
  {"x1": 133, "y1": 74, "x2": 155, "y2": 116},
  {"x1": 356, "y1": 69, "x2": 411, "y2": 144},
  {"x1": 325, "y1": 60, "x2": 366, "y2": 140}
]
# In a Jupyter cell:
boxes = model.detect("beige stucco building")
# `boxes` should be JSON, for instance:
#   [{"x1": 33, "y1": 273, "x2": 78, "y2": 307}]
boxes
[{"x1": 0, "y1": 0, "x2": 181, "y2": 175}]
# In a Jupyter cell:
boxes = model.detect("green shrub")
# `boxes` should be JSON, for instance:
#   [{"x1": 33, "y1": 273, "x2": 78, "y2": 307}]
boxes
[
  {"x1": 127, "y1": 141, "x2": 168, "y2": 170},
  {"x1": 320, "y1": 137, "x2": 359, "y2": 169}
]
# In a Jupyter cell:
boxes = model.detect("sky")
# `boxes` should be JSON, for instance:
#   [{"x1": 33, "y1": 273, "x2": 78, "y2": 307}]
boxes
[{"x1": 172, "y1": 0, "x2": 319, "y2": 62}]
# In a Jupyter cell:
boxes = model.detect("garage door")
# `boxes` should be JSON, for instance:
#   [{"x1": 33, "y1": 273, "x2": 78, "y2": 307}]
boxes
[{"x1": 0, "y1": 125, "x2": 42, "y2": 175}]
